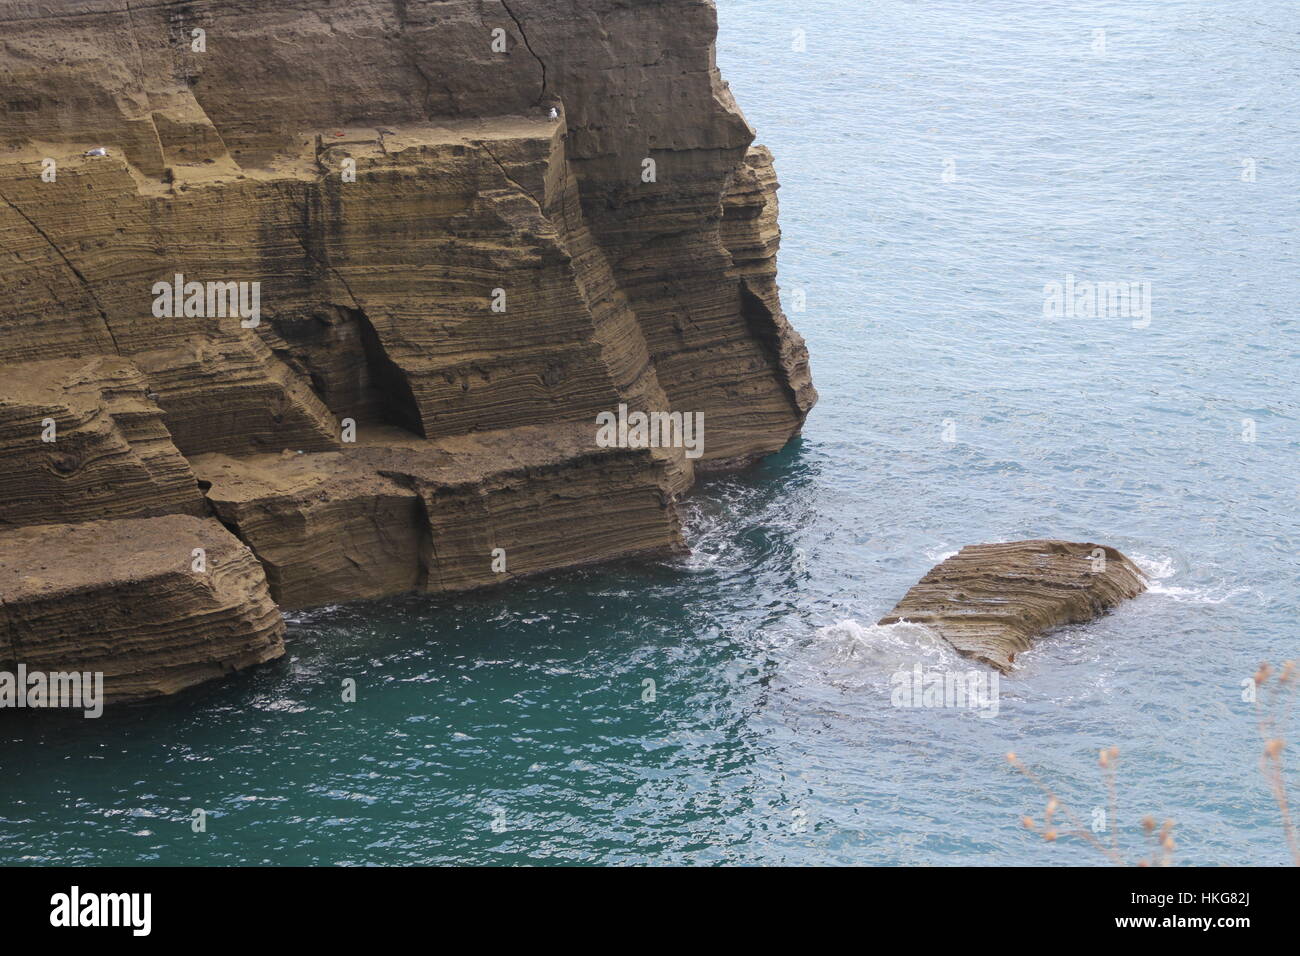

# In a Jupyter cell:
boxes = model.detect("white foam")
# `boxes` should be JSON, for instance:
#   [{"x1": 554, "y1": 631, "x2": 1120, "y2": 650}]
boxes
[
  {"x1": 1129, "y1": 551, "x2": 1248, "y2": 606},
  {"x1": 1144, "y1": 581, "x2": 1249, "y2": 605},
  {"x1": 1130, "y1": 551, "x2": 1176, "y2": 581},
  {"x1": 809, "y1": 618, "x2": 966, "y2": 687}
]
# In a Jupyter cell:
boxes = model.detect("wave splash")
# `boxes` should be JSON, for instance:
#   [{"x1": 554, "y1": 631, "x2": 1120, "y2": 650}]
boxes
[
  {"x1": 806, "y1": 618, "x2": 970, "y2": 689},
  {"x1": 1130, "y1": 551, "x2": 1249, "y2": 606}
]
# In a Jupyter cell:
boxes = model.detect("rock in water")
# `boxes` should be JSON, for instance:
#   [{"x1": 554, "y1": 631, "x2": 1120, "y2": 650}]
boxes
[{"x1": 878, "y1": 540, "x2": 1147, "y2": 672}]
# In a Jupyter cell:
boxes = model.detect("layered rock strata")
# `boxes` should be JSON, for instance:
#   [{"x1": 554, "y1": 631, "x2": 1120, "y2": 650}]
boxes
[
  {"x1": 0, "y1": 0, "x2": 814, "y2": 704},
  {"x1": 0, "y1": 515, "x2": 285, "y2": 702},
  {"x1": 879, "y1": 541, "x2": 1148, "y2": 672},
  {"x1": 196, "y1": 425, "x2": 685, "y2": 609}
]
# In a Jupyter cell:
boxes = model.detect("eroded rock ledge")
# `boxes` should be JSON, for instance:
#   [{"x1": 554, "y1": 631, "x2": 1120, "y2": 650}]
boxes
[
  {"x1": 879, "y1": 541, "x2": 1148, "y2": 672},
  {"x1": 0, "y1": 515, "x2": 285, "y2": 701},
  {"x1": 0, "y1": 0, "x2": 814, "y2": 704}
]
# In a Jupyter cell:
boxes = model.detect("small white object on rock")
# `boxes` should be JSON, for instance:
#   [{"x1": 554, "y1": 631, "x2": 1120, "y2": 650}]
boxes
[
  {"x1": 84, "y1": 147, "x2": 108, "y2": 158},
  {"x1": 548, "y1": 107, "x2": 559, "y2": 120}
]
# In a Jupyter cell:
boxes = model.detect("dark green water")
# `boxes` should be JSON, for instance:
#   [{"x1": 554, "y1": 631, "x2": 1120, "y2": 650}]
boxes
[
  {"x1": 5, "y1": 452, "x2": 846, "y2": 865},
  {"x1": 2, "y1": 0, "x2": 1297, "y2": 865}
]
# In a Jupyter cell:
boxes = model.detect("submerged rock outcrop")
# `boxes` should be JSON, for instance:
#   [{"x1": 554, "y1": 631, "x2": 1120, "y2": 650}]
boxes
[
  {"x1": 0, "y1": 0, "x2": 814, "y2": 704},
  {"x1": 879, "y1": 541, "x2": 1147, "y2": 672}
]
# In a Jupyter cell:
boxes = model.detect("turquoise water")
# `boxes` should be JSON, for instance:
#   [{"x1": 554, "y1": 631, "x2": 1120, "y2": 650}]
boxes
[{"x1": 2, "y1": 0, "x2": 1297, "y2": 865}]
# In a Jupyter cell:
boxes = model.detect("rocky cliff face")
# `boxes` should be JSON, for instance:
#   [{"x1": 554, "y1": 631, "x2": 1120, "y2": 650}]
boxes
[{"x1": 0, "y1": 0, "x2": 814, "y2": 704}]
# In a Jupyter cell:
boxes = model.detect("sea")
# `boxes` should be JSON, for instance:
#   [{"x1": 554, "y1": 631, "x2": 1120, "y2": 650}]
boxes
[{"x1": 1, "y1": 0, "x2": 1296, "y2": 865}]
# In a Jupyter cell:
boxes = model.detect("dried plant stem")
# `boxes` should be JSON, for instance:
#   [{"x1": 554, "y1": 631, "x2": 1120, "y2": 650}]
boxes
[
  {"x1": 1012, "y1": 659, "x2": 1300, "y2": 867},
  {"x1": 1007, "y1": 753, "x2": 1127, "y2": 865},
  {"x1": 1103, "y1": 755, "x2": 1120, "y2": 858},
  {"x1": 1255, "y1": 661, "x2": 1299, "y2": 866}
]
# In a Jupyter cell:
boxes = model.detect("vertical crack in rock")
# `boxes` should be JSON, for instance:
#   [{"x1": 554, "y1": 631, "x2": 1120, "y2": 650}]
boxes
[
  {"x1": 481, "y1": 143, "x2": 544, "y2": 211},
  {"x1": 290, "y1": 226, "x2": 362, "y2": 312},
  {"x1": 375, "y1": 468, "x2": 435, "y2": 591},
  {"x1": 0, "y1": 189, "x2": 122, "y2": 355},
  {"x1": 499, "y1": 0, "x2": 548, "y2": 105},
  {"x1": 738, "y1": 278, "x2": 801, "y2": 414}
]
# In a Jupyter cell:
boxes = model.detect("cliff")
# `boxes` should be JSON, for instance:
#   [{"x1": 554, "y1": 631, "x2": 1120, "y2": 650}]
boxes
[{"x1": 0, "y1": 0, "x2": 814, "y2": 704}]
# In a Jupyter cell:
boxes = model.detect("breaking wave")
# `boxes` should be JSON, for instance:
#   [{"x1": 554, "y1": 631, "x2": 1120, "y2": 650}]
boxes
[{"x1": 1129, "y1": 551, "x2": 1251, "y2": 606}]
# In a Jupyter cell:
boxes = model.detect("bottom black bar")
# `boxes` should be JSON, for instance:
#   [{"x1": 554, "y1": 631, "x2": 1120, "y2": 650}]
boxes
[{"x1": 0, "y1": 865, "x2": 1282, "y2": 940}]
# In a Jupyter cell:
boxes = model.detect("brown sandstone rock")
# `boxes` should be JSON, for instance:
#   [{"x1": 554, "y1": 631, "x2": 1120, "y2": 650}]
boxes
[
  {"x1": 0, "y1": 515, "x2": 285, "y2": 703},
  {"x1": 196, "y1": 425, "x2": 685, "y2": 608},
  {"x1": 0, "y1": 356, "x2": 206, "y2": 526},
  {"x1": 0, "y1": 0, "x2": 814, "y2": 703},
  {"x1": 0, "y1": 0, "x2": 812, "y2": 464},
  {"x1": 878, "y1": 541, "x2": 1148, "y2": 672}
]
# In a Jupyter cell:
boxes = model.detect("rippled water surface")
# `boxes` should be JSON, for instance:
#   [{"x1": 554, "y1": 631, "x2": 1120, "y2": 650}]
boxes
[{"x1": 2, "y1": 0, "x2": 1297, "y2": 865}]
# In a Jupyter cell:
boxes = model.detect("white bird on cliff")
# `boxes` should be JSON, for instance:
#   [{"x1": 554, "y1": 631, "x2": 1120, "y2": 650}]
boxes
[
  {"x1": 84, "y1": 147, "x2": 108, "y2": 158},
  {"x1": 548, "y1": 107, "x2": 559, "y2": 120}
]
